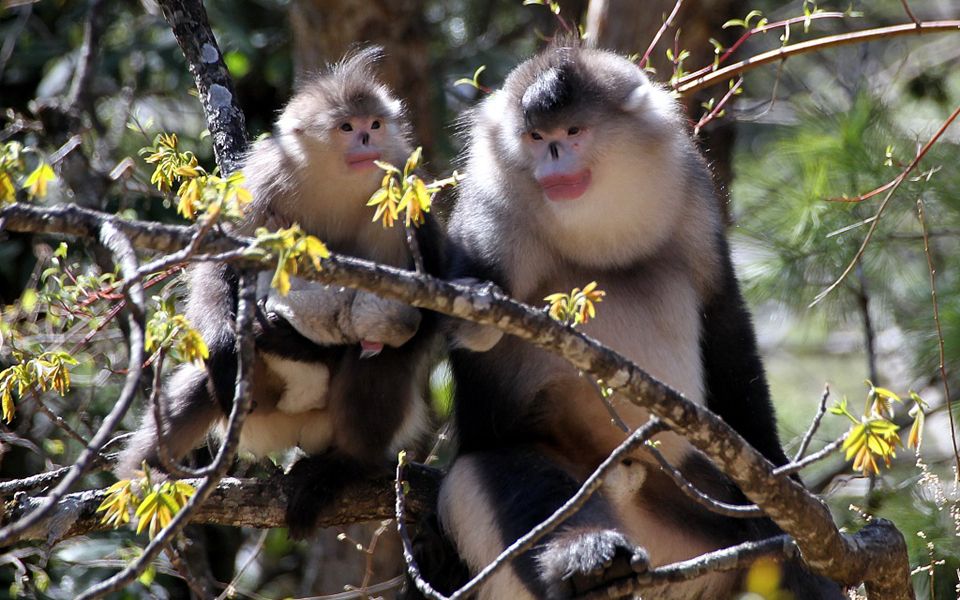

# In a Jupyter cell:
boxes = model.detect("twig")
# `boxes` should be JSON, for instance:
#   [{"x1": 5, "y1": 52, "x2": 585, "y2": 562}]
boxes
[
  {"x1": 638, "y1": 0, "x2": 684, "y2": 70},
  {"x1": 794, "y1": 385, "x2": 831, "y2": 462},
  {"x1": 643, "y1": 441, "x2": 763, "y2": 518},
  {"x1": 67, "y1": 0, "x2": 105, "y2": 113},
  {"x1": 585, "y1": 374, "x2": 630, "y2": 433},
  {"x1": 216, "y1": 529, "x2": 269, "y2": 600},
  {"x1": 682, "y1": 11, "x2": 847, "y2": 85},
  {"x1": 811, "y1": 101, "x2": 960, "y2": 306},
  {"x1": 916, "y1": 198, "x2": 959, "y2": 477},
  {"x1": 24, "y1": 389, "x2": 95, "y2": 452},
  {"x1": 693, "y1": 77, "x2": 743, "y2": 135},
  {"x1": 675, "y1": 20, "x2": 960, "y2": 95},
  {"x1": 404, "y1": 225, "x2": 425, "y2": 274},
  {"x1": 0, "y1": 223, "x2": 145, "y2": 547},
  {"x1": 900, "y1": 0, "x2": 920, "y2": 27},
  {"x1": 76, "y1": 270, "x2": 257, "y2": 600},
  {"x1": 775, "y1": 435, "x2": 846, "y2": 477},
  {"x1": 398, "y1": 419, "x2": 668, "y2": 600}
]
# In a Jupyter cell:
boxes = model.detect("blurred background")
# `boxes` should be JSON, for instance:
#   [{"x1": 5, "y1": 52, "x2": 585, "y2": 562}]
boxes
[{"x1": 1, "y1": 0, "x2": 959, "y2": 597}]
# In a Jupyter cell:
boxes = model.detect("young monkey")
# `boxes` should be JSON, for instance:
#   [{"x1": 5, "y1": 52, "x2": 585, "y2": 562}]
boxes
[
  {"x1": 117, "y1": 47, "x2": 441, "y2": 537},
  {"x1": 431, "y1": 44, "x2": 843, "y2": 598}
]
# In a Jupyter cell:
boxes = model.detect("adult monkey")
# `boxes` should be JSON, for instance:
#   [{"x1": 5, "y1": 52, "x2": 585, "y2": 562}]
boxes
[
  {"x1": 117, "y1": 47, "x2": 442, "y2": 538},
  {"x1": 435, "y1": 43, "x2": 842, "y2": 598}
]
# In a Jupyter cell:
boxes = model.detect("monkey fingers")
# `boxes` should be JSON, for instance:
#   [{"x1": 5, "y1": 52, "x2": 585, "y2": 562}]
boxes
[{"x1": 538, "y1": 529, "x2": 648, "y2": 599}]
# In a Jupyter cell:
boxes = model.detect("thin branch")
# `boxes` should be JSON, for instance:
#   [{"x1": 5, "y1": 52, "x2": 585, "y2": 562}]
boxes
[
  {"x1": 794, "y1": 385, "x2": 831, "y2": 462},
  {"x1": 76, "y1": 270, "x2": 257, "y2": 600},
  {"x1": 916, "y1": 198, "x2": 959, "y2": 477},
  {"x1": 638, "y1": 0, "x2": 684, "y2": 70},
  {"x1": 67, "y1": 0, "x2": 105, "y2": 113},
  {"x1": 24, "y1": 389, "x2": 94, "y2": 452},
  {"x1": 900, "y1": 0, "x2": 921, "y2": 27},
  {"x1": 399, "y1": 419, "x2": 669, "y2": 600},
  {"x1": 682, "y1": 11, "x2": 847, "y2": 85},
  {"x1": 775, "y1": 435, "x2": 846, "y2": 477},
  {"x1": 675, "y1": 20, "x2": 960, "y2": 95},
  {"x1": 0, "y1": 223, "x2": 145, "y2": 547},
  {"x1": 693, "y1": 76, "x2": 743, "y2": 136},
  {"x1": 643, "y1": 441, "x2": 763, "y2": 518},
  {"x1": 583, "y1": 535, "x2": 798, "y2": 599},
  {"x1": 811, "y1": 101, "x2": 960, "y2": 306}
]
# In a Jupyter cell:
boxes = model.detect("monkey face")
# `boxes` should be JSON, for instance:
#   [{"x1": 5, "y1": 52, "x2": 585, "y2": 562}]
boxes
[
  {"x1": 333, "y1": 115, "x2": 388, "y2": 172},
  {"x1": 523, "y1": 125, "x2": 594, "y2": 201}
]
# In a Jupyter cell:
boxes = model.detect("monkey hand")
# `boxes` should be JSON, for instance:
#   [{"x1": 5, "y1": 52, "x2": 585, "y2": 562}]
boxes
[
  {"x1": 446, "y1": 278, "x2": 505, "y2": 352},
  {"x1": 538, "y1": 529, "x2": 649, "y2": 599},
  {"x1": 349, "y1": 291, "x2": 421, "y2": 348}
]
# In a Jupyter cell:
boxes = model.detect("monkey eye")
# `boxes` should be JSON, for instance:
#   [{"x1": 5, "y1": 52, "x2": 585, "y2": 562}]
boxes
[
  {"x1": 530, "y1": 131, "x2": 543, "y2": 141},
  {"x1": 371, "y1": 120, "x2": 381, "y2": 130},
  {"x1": 567, "y1": 126, "x2": 581, "y2": 136},
  {"x1": 339, "y1": 122, "x2": 353, "y2": 132}
]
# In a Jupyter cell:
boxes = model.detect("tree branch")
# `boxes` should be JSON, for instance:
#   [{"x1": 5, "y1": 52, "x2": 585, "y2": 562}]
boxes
[
  {"x1": 2, "y1": 465, "x2": 442, "y2": 544},
  {"x1": 154, "y1": 0, "x2": 248, "y2": 174},
  {"x1": 675, "y1": 20, "x2": 960, "y2": 95},
  {"x1": 0, "y1": 202, "x2": 914, "y2": 598}
]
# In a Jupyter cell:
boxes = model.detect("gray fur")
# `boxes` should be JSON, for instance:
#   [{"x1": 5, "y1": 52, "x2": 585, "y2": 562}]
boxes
[{"x1": 117, "y1": 46, "x2": 430, "y2": 480}]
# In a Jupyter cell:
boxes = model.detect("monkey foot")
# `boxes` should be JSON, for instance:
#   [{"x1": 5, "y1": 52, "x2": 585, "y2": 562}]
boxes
[
  {"x1": 283, "y1": 452, "x2": 370, "y2": 540},
  {"x1": 539, "y1": 529, "x2": 648, "y2": 599}
]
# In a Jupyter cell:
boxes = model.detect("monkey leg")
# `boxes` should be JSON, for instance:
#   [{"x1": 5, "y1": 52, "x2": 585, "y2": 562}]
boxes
[
  {"x1": 438, "y1": 450, "x2": 648, "y2": 600},
  {"x1": 283, "y1": 338, "x2": 431, "y2": 539},
  {"x1": 116, "y1": 366, "x2": 220, "y2": 479}
]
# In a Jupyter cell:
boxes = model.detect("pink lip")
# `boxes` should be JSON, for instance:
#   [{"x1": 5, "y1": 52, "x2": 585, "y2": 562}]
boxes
[
  {"x1": 538, "y1": 170, "x2": 592, "y2": 201},
  {"x1": 345, "y1": 151, "x2": 381, "y2": 170}
]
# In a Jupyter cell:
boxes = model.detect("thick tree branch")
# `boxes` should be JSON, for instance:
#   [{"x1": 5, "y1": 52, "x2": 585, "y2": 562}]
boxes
[
  {"x1": 0, "y1": 202, "x2": 913, "y2": 598},
  {"x1": 154, "y1": 0, "x2": 248, "y2": 173},
  {"x1": 2, "y1": 465, "x2": 442, "y2": 544}
]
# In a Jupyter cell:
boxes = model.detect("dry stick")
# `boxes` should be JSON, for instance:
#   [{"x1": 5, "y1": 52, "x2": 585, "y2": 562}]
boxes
[
  {"x1": 811, "y1": 101, "x2": 960, "y2": 307},
  {"x1": 398, "y1": 419, "x2": 669, "y2": 600},
  {"x1": 794, "y1": 385, "x2": 831, "y2": 462},
  {"x1": 643, "y1": 442, "x2": 763, "y2": 518},
  {"x1": 916, "y1": 198, "x2": 959, "y2": 477},
  {"x1": 76, "y1": 270, "x2": 257, "y2": 600},
  {"x1": 0, "y1": 203, "x2": 914, "y2": 598},
  {"x1": 638, "y1": 0, "x2": 684, "y2": 70},
  {"x1": 0, "y1": 223, "x2": 145, "y2": 547},
  {"x1": 675, "y1": 20, "x2": 960, "y2": 95},
  {"x1": 66, "y1": 0, "x2": 105, "y2": 112}
]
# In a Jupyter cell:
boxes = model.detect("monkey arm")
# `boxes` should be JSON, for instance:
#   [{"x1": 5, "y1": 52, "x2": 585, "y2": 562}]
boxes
[
  {"x1": 699, "y1": 238, "x2": 790, "y2": 468},
  {"x1": 260, "y1": 272, "x2": 421, "y2": 348}
]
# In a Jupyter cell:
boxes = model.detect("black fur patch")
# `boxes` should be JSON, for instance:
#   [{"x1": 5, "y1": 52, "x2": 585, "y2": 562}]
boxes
[{"x1": 283, "y1": 451, "x2": 379, "y2": 540}]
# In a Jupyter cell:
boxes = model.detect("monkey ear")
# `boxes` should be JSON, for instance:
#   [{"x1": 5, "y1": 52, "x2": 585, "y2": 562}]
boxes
[{"x1": 621, "y1": 85, "x2": 650, "y2": 112}]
